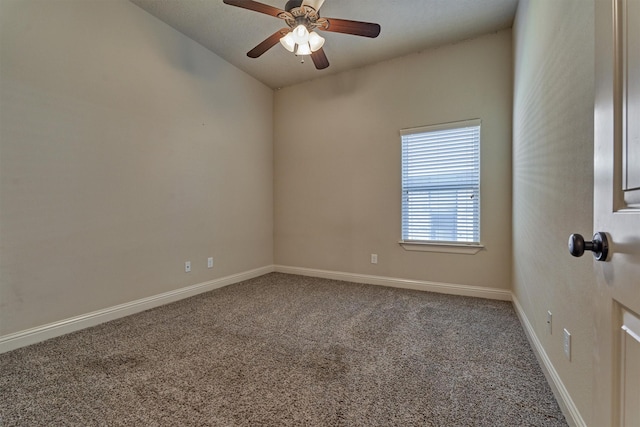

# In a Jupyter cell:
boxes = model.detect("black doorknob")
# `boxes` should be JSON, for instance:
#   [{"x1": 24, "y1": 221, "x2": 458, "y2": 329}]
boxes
[{"x1": 568, "y1": 232, "x2": 609, "y2": 261}]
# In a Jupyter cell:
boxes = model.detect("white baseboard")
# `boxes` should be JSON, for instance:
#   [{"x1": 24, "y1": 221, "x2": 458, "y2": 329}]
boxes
[
  {"x1": 511, "y1": 295, "x2": 586, "y2": 427},
  {"x1": 0, "y1": 265, "x2": 275, "y2": 354},
  {"x1": 274, "y1": 265, "x2": 512, "y2": 301}
]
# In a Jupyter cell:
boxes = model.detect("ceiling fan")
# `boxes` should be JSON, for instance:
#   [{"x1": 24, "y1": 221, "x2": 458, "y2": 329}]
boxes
[{"x1": 222, "y1": 0, "x2": 381, "y2": 70}]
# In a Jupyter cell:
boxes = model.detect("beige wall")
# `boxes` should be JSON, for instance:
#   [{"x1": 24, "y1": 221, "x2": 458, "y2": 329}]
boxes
[
  {"x1": 512, "y1": 0, "x2": 595, "y2": 424},
  {"x1": 274, "y1": 30, "x2": 513, "y2": 290},
  {"x1": 0, "y1": 0, "x2": 273, "y2": 336}
]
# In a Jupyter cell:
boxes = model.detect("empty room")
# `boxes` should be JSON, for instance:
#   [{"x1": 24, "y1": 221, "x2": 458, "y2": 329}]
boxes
[{"x1": 1, "y1": 0, "x2": 639, "y2": 426}]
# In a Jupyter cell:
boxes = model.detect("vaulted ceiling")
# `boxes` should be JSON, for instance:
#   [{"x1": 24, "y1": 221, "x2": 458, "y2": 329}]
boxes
[{"x1": 130, "y1": 0, "x2": 519, "y2": 89}]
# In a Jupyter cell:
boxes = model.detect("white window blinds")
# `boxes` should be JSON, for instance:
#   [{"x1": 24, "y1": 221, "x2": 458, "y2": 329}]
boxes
[{"x1": 401, "y1": 120, "x2": 480, "y2": 244}]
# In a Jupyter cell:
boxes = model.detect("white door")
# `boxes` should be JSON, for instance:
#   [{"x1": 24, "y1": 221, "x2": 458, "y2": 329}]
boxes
[{"x1": 591, "y1": 0, "x2": 640, "y2": 425}]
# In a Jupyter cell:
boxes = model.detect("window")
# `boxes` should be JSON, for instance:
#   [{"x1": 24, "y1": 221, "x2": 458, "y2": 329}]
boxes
[{"x1": 400, "y1": 119, "x2": 481, "y2": 248}]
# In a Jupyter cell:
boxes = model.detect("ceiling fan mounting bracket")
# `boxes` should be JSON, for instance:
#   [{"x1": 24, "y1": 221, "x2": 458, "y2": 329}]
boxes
[{"x1": 284, "y1": 0, "x2": 303, "y2": 12}]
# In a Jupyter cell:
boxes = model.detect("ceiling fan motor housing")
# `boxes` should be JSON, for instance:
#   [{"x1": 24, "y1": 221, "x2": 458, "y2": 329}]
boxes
[{"x1": 279, "y1": 2, "x2": 325, "y2": 32}]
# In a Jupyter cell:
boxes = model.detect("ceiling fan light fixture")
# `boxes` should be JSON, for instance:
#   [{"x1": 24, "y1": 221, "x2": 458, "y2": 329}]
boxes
[
  {"x1": 280, "y1": 32, "x2": 296, "y2": 52},
  {"x1": 308, "y1": 31, "x2": 325, "y2": 52}
]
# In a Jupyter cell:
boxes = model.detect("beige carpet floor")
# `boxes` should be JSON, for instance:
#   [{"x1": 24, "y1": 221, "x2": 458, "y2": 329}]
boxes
[{"x1": 0, "y1": 273, "x2": 567, "y2": 426}]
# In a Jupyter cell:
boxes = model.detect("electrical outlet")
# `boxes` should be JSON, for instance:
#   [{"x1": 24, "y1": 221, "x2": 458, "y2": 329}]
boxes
[
  {"x1": 207, "y1": 257, "x2": 214, "y2": 268},
  {"x1": 371, "y1": 254, "x2": 378, "y2": 264},
  {"x1": 185, "y1": 261, "x2": 191, "y2": 273},
  {"x1": 547, "y1": 311, "x2": 553, "y2": 334},
  {"x1": 563, "y1": 328, "x2": 571, "y2": 361}
]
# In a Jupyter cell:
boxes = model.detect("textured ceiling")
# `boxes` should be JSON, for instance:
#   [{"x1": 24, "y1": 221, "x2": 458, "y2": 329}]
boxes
[{"x1": 129, "y1": 0, "x2": 519, "y2": 89}]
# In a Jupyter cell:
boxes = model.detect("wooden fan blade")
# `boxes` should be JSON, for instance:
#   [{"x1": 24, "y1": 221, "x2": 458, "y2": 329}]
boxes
[
  {"x1": 247, "y1": 29, "x2": 290, "y2": 58},
  {"x1": 311, "y1": 48, "x2": 329, "y2": 70},
  {"x1": 321, "y1": 18, "x2": 381, "y2": 38},
  {"x1": 222, "y1": 0, "x2": 285, "y2": 17}
]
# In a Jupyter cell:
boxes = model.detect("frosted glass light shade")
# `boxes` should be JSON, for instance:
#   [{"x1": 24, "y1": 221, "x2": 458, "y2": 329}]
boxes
[
  {"x1": 291, "y1": 24, "x2": 309, "y2": 45},
  {"x1": 280, "y1": 32, "x2": 295, "y2": 52},
  {"x1": 308, "y1": 31, "x2": 325, "y2": 52},
  {"x1": 295, "y1": 43, "x2": 312, "y2": 56}
]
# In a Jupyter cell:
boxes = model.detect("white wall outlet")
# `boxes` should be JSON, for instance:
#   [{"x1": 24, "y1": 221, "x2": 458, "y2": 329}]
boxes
[
  {"x1": 547, "y1": 311, "x2": 553, "y2": 334},
  {"x1": 371, "y1": 254, "x2": 378, "y2": 264},
  {"x1": 563, "y1": 328, "x2": 571, "y2": 361},
  {"x1": 207, "y1": 257, "x2": 213, "y2": 268},
  {"x1": 185, "y1": 261, "x2": 191, "y2": 273}
]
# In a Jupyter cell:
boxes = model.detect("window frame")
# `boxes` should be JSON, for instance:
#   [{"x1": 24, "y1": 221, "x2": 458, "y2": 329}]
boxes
[{"x1": 398, "y1": 119, "x2": 484, "y2": 255}]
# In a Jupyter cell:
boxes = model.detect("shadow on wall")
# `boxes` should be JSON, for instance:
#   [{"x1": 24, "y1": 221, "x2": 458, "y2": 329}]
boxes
[{"x1": 303, "y1": 67, "x2": 368, "y2": 99}]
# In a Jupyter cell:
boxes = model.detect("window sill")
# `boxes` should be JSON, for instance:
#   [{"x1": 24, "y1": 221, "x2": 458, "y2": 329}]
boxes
[{"x1": 398, "y1": 241, "x2": 484, "y2": 255}]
